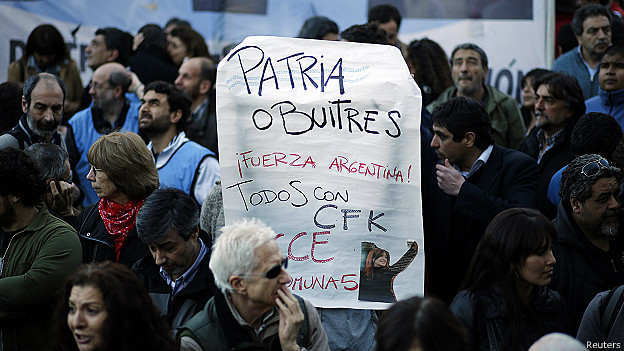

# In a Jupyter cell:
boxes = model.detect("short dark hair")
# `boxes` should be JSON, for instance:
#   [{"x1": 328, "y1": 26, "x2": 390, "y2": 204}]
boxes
[
  {"x1": 24, "y1": 24, "x2": 70, "y2": 65},
  {"x1": 533, "y1": 72, "x2": 586, "y2": 121},
  {"x1": 560, "y1": 154, "x2": 621, "y2": 212},
  {"x1": 144, "y1": 81, "x2": 191, "y2": 132},
  {"x1": 520, "y1": 68, "x2": 551, "y2": 89},
  {"x1": 95, "y1": 27, "x2": 133, "y2": 66},
  {"x1": 23, "y1": 73, "x2": 67, "y2": 107},
  {"x1": 24, "y1": 143, "x2": 68, "y2": 181},
  {"x1": 0, "y1": 148, "x2": 45, "y2": 207},
  {"x1": 431, "y1": 96, "x2": 494, "y2": 150},
  {"x1": 571, "y1": 112, "x2": 623, "y2": 159},
  {"x1": 136, "y1": 24, "x2": 167, "y2": 51},
  {"x1": 136, "y1": 188, "x2": 200, "y2": 245},
  {"x1": 451, "y1": 43, "x2": 489, "y2": 70},
  {"x1": 368, "y1": 4, "x2": 402, "y2": 28},
  {"x1": 197, "y1": 57, "x2": 216, "y2": 84},
  {"x1": 571, "y1": 4, "x2": 612, "y2": 36},
  {"x1": 603, "y1": 43, "x2": 624, "y2": 59},
  {"x1": 165, "y1": 17, "x2": 191, "y2": 30},
  {"x1": 298, "y1": 16, "x2": 339, "y2": 40},
  {"x1": 340, "y1": 23, "x2": 389, "y2": 45},
  {"x1": 376, "y1": 296, "x2": 468, "y2": 351},
  {"x1": 108, "y1": 70, "x2": 132, "y2": 95}
]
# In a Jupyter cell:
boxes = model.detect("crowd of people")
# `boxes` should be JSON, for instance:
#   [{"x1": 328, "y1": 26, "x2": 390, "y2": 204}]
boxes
[{"x1": 1, "y1": 1, "x2": 624, "y2": 351}]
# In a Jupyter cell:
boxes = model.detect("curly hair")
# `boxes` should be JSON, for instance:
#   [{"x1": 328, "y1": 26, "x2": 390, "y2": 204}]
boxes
[
  {"x1": 560, "y1": 154, "x2": 621, "y2": 212},
  {"x1": 54, "y1": 262, "x2": 178, "y2": 351},
  {"x1": 408, "y1": 38, "x2": 453, "y2": 101},
  {"x1": 0, "y1": 148, "x2": 45, "y2": 206}
]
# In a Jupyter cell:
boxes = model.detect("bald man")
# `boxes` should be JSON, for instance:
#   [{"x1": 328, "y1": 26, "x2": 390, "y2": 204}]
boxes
[
  {"x1": 67, "y1": 63, "x2": 142, "y2": 207},
  {"x1": 174, "y1": 57, "x2": 218, "y2": 157}
]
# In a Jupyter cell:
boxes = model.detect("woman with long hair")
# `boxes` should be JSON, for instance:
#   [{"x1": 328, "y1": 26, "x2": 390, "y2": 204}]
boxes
[
  {"x1": 55, "y1": 262, "x2": 177, "y2": 351},
  {"x1": 358, "y1": 242, "x2": 418, "y2": 303},
  {"x1": 450, "y1": 208, "x2": 564, "y2": 351},
  {"x1": 167, "y1": 27, "x2": 212, "y2": 67},
  {"x1": 407, "y1": 38, "x2": 453, "y2": 106}
]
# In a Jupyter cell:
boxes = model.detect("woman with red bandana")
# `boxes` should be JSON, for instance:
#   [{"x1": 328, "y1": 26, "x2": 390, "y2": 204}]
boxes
[{"x1": 76, "y1": 132, "x2": 159, "y2": 267}]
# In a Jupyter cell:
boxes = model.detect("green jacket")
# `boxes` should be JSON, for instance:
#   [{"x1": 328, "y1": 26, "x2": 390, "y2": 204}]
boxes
[
  {"x1": 427, "y1": 85, "x2": 526, "y2": 150},
  {"x1": 0, "y1": 204, "x2": 82, "y2": 351}
]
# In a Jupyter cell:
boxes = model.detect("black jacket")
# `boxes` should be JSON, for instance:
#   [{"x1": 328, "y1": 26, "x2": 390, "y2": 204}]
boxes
[
  {"x1": 422, "y1": 145, "x2": 539, "y2": 304},
  {"x1": 450, "y1": 287, "x2": 564, "y2": 351},
  {"x1": 132, "y1": 231, "x2": 216, "y2": 332},
  {"x1": 520, "y1": 125, "x2": 575, "y2": 219},
  {"x1": 551, "y1": 201, "x2": 624, "y2": 335},
  {"x1": 75, "y1": 201, "x2": 148, "y2": 268}
]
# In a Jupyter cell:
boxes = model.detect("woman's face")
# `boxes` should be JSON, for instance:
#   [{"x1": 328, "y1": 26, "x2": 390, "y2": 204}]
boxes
[
  {"x1": 517, "y1": 245, "x2": 556, "y2": 286},
  {"x1": 86, "y1": 165, "x2": 124, "y2": 203},
  {"x1": 167, "y1": 36, "x2": 189, "y2": 66},
  {"x1": 373, "y1": 253, "x2": 388, "y2": 267},
  {"x1": 67, "y1": 285, "x2": 108, "y2": 351},
  {"x1": 521, "y1": 77, "x2": 536, "y2": 108}
]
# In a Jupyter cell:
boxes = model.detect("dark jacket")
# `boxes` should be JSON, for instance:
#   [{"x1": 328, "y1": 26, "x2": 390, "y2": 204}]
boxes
[
  {"x1": 185, "y1": 95, "x2": 219, "y2": 159},
  {"x1": 450, "y1": 287, "x2": 564, "y2": 351},
  {"x1": 520, "y1": 125, "x2": 576, "y2": 219},
  {"x1": 422, "y1": 145, "x2": 539, "y2": 304},
  {"x1": 128, "y1": 46, "x2": 178, "y2": 85},
  {"x1": 132, "y1": 232, "x2": 216, "y2": 332},
  {"x1": 551, "y1": 201, "x2": 624, "y2": 335},
  {"x1": 75, "y1": 200, "x2": 148, "y2": 268}
]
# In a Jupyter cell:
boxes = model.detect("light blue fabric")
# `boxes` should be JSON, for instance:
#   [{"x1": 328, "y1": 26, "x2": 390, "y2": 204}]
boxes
[
  {"x1": 547, "y1": 165, "x2": 567, "y2": 205},
  {"x1": 552, "y1": 47, "x2": 600, "y2": 100},
  {"x1": 585, "y1": 88, "x2": 624, "y2": 131},
  {"x1": 316, "y1": 308, "x2": 377, "y2": 351}
]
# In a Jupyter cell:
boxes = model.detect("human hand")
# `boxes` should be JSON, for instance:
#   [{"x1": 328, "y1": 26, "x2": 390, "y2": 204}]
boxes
[
  {"x1": 127, "y1": 71, "x2": 144, "y2": 98},
  {"x1": 435, "y1": 159, "x2": 465, "y2": 196},
  {"x1": 276, "y1": 286, "x2": 304, "y2": 351},
  {"x1": 133, "y1": 32, "x2": 144, "y2": 51},
  {"x1": 46, "y1": 180, "x2": 75, "y2": 216}
]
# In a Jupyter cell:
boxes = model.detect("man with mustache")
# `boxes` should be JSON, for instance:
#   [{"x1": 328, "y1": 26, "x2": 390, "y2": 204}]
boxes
[
  {"x1": 585, "y1": 44, "x2": 624, "y2": 128},
  {"x1": 552, "y1": 153, "x2": 624, "y2": 335},
  {"x1": 427, "y1": 43, "x2": 526, "y2": 150},
  {"x1": 552, "y1": 4, "x2": 613, "y2": 100},
  {"x1": 0, "y1": 73, "x2": 66, "y2": 150},
  {"x1": 520, "y1": 72, "x2": 586, "y2": 219},
  {"x1": 139, "y1": 81, "x2": 219, "y2": 205},
  {"x1": 423, "y1": 96, "x2": 539, "y2": 305}
]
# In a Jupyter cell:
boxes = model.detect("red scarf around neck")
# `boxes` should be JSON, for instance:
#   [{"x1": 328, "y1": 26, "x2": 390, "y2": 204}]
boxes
[{"x1": 98, "y1": 198, "x2": 145, "y2": 263}]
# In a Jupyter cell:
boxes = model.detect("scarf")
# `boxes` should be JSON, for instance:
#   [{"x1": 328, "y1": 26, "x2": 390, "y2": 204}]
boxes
[{"x1": 98, "y1": 198, "x2": 144, "y2": 262}]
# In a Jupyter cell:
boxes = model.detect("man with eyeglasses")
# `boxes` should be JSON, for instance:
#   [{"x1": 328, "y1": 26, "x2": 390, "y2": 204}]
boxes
[
  {"x1": 178, "y1": 219, "x2": 329, "y2": 351},
  {"x1": 66, "y1": 62, "x2": 141, "y2": 207},
  {"x1": 132, "y1": 188, "x2": 216, "y2": 334},
  {"x1": 585, "y1": 44, "x2": 624, "y2": 128},
  {"x1": 552, "y1": 153, "x2": 624, "y2": 335}
]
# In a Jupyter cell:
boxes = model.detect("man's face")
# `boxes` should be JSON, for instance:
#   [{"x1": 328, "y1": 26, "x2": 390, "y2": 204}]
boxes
[
  {"x1": 573, "y1": 176, "x2": 621, "y2": 237},
  {"x1": 534, "y1": 84, "x2": 572, "y2": 134},
  {"x1": 377, "y1": 20, "x2": 398, "y2": 46},
  {"x1": 577, "y1": 15, "x2": 611, "y2": 59},
  {"x1": 148, "y1": 228, "x2": 200, "y2": 281},
  {"x1": 431, "y1": 124, "x2": 467, "y2": 164},
  {"x1": 175, "y1": 60, "x2": 203, "y2": 101},
  {"x1": 451, "y1": 49, "x2": 488, "y2": 98},
  {"x1": 89, "y1": 70, "x2": 116, "y2": 110},
  {"x1": 23, "y1": 79, "x2": 64, "y2": 138},
  {"x1": 599, "y1": 53, "x2": 624, "y2": 92},
  {"x1": 242, "y1": 241, "x2": 291, "y2": 309},
  {"x1": 139, "y1": 90, "x2": 175, "y2": 137},
  {"x1": 0, "y1": 195, "x2": 16, "y2": 230},
  {"x1": 85, "y1": 34, "x2": 113, "y2": 70}
]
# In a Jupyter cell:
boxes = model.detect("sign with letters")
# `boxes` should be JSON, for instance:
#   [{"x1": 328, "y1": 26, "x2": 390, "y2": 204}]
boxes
[{"x1": 217, "y1": 36, "x2": 423, "y2": 308}]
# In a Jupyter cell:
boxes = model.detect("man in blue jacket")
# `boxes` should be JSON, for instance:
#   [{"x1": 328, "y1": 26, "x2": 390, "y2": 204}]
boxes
[{"x1": 585, "y1": 44, "x2": 624, "y2": 129}]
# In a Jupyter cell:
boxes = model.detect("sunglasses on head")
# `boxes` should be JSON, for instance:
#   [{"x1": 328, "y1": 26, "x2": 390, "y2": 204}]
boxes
[
  {"x1": 244, "y1": 258, "x2": 288, "y2": 279},
  {"x1": 581, "y1": 158, "x2": 610, "y2": 177}
]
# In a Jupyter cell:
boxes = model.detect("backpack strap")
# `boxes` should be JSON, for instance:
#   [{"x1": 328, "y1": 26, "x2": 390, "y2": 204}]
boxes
[
  {"x1": 295, "y1": 295, "x2": 310, "y2": 348},
  {"x1": 600, "y1": 285, "x2": 624, "y2": 339}
]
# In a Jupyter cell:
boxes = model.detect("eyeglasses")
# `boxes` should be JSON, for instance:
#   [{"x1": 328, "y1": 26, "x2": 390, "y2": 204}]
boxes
[
  {"x1": 243, "y1": 258, "x2": 288, "y2": 279},
  {"x1": 89, "y1": 165, "x2": 103, "y2": 177},
  {"x1": 581, "y1": 158, "x2": 610, "y2": 177}
]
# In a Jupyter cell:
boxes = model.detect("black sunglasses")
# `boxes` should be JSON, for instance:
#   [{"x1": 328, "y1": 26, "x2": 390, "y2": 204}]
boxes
[
  {"x1": 581, "y1": 158, "x2": 610, "y2": 177},
  {"x1": 244, "y1": 258, "x2": 288, "y2": 279}
]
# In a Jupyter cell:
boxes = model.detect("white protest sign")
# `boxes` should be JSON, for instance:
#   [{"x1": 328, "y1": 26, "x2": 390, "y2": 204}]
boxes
[{"x1": 217, "y1": 36, "x2": 423, "y2": 309}]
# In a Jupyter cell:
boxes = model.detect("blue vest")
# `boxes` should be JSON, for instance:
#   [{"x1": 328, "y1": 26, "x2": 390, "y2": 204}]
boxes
[
  {"x1": 157, "y1": 140, "x2": 214, "y2": 203},
  {"x1": 68, "y1": 103, "x2": 140, "y2": 207}
]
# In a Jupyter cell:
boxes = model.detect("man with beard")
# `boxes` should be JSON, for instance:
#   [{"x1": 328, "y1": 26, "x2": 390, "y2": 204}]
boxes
[
  {"x1": 553, "y1": 153, "x2": 624, "y2": 335},
  {"x1": 0, "y1": 73, "x2": 66, "y2": 150},
  {"x1": 552, "y1": 4, "x2": 613, "y2": 100},
  {"x1": 427, "y1": 43, "x2": 526, "y2": 150},
  {"x1": 0, "y1": 147, "x2": 81, "y2": 350},
  {"x1": 174, "y1": 57, "x2": 218, "y2": 158},
  {"x1": 139, "y1": 81, "x2": 219, "y2": 205},
  {"x1": 520, "y1": 72, "x2": 586, "y2": 219},
  {"x1": 66, "y1": 62, "x2": 141, "y2": 207}
]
